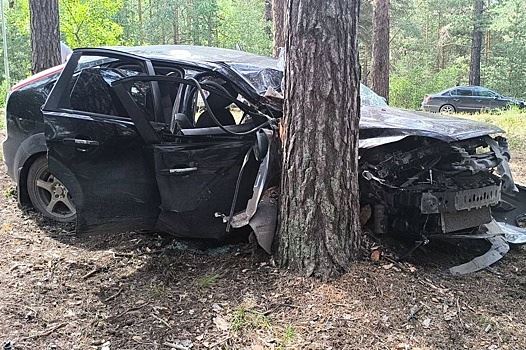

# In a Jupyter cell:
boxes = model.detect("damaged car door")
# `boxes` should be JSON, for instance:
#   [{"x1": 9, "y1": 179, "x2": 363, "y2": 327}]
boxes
[
  {"x1": 42, "y1": 49, "x2": 162, "y2": 233},
  {"x1": 112, "y1": 75, "x2": 267, "y2": 240}
]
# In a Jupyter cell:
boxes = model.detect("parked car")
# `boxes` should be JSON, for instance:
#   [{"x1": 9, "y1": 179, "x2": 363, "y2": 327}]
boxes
[
  {"x1": 421, "y1": 86, "x2": 526, "y2": 113},
  {"x1": 2, "y1": 46, "x2": 525, "y2": 258}
]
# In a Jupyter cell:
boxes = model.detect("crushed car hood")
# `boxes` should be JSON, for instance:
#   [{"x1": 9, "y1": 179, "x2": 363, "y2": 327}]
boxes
[{"x1": 360, "y1": 106, "x2": 504, "y2": 142}]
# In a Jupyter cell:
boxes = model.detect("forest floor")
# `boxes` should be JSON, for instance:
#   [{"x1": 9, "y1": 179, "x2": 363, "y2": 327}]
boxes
[{"x1": 1, "y1": 122, "x2": 526, "y2": 350}]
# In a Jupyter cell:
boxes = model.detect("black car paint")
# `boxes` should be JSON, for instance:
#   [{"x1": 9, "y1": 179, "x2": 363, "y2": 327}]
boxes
[
  {"x1": 40, "y1": 48, "x2": 265, "y2": 239},
  {"x1": 1, "y1": 45, "x2": 521, "y2": 241},
  {"x1": 360, "y1": 106, "x2": 503, "y2": 142},
  {"x1": 2, "y1": 68, "x2": 61, "y2": 206}
]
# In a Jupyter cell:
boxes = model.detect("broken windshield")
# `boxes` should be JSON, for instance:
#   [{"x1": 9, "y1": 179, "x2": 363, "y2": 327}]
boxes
[{"x1": 230, "y1": 63, "x2": 388, "y2": 108}]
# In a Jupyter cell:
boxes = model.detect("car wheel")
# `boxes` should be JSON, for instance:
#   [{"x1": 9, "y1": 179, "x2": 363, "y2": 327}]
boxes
[
  {"x1": 439, "y1": 104, "x2": 456, "y2": 114},
  {"x1": 27, "y1": 156, "x2": 77, "y2": 222}
]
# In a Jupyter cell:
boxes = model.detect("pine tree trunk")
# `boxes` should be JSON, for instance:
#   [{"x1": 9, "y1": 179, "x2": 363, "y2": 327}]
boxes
[
  {"x1": 277, "y1": 0, "x2": 362, "y2": 280},
  {"x1": 469, "y1": 0, "x2": 484, "y2": 86},
  {"x1": 370, "y1": 0, "x2": 390, "y2": 102},
  {"x1": 138, "y1": 0, "x2": 143, "y2": 44},
  {"x1": 29, "y1": 0, "x2": 61, "y2": 74},
  {"x1": 271, "y1": 0, "x2": 285, "y2": 57}
]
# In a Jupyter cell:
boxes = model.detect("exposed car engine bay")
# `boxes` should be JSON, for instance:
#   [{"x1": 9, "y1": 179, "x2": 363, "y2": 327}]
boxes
[{"x1": 359, "y1": 135, "x2": 515, "y2": 237}]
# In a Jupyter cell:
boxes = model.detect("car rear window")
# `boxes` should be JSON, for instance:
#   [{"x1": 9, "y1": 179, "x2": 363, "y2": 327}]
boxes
[
  {"x1": 451, "y1": 88, "x2": 473, "y2": 96},
  {"x1": 68, "y1": 67, "x2": 146, "y2": 118}
]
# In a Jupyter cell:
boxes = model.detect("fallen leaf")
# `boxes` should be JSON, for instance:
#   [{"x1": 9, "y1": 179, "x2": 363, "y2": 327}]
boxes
[
  {"x1": 382, "y1": 263, "x2": 394, "y2": 270},
  {"x1": 371, "y1": 249, "x2": 382, "y2": 262},
  {"x1": 213, "y1": 316, "x2": 229, "y2": 331},
  {"x1": 422, "y1": 318, "x2": 431, "y2": 328}
]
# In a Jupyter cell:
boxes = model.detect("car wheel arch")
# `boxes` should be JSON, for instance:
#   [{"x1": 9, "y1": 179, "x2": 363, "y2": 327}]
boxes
[
  {"x1": 18, "y1": 151, "x2": 46, "y2": 208},
  {"x1": 439, "y1": 104, "x2": 456, "y2": 113},
  {"x1": 13, "y1": 132, "x2": 48, "y2": 208}
]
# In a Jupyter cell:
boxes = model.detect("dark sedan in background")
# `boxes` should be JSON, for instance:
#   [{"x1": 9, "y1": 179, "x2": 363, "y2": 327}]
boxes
[{"x1": 422, "y1": 86, "x2": 526, "y2": 113}]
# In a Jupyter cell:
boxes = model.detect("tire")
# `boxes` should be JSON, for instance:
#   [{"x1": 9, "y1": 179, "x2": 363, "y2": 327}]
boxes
[
  {"x1": 27, "y1": 156, "x2": 77, "y2": 222},
  {"x1": 439, "y1": 104, "x2": 456, "y2": 114}
]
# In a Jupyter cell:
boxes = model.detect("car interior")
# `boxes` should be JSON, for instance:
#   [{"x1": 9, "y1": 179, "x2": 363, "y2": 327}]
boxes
[{"x1": 65, "y1": 57, "x2": 270, "y2": 143}]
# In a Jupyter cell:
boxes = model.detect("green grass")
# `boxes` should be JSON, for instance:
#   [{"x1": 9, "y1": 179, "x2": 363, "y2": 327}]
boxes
[
  {"x1": 230, "y1": 306, "x2": 271, "y2": 332},
  {"x1": 280, "y1": 324, "x2": 296, "y2": 346},
  {"x1": 195, "y1": 273, "x2": 221, "y2": 289},
  {"x1": 0, "y1": 108, "x2": 4, "y2": 130},
  {"x1": 454, "y1": 108, "x2": 526, "y2": 156}
]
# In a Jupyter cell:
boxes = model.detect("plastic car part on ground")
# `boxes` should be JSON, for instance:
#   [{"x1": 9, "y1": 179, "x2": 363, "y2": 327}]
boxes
[{"x1": 448, "y1": 220, "x2": 526, "y2": 275}]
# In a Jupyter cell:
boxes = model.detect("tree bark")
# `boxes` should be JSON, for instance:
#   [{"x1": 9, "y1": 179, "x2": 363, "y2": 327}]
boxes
[
  {"x1": 29, "y1": 0, "x2": 61, "y2": 74},
  {"x1": 271, "y1": 0, "x2": 285, "y2": 57},
  {"x1": 370, "y1": 0, "x2": 389, "y2": 102},
  {"x1": 469, "y1": 0, "x2": 484, "y2": 86},
  {"x1": 277, "y1": 0, "x2": 362, "y2": 279}
]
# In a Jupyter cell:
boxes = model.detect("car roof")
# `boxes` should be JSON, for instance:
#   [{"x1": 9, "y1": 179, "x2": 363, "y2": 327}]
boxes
[
  {"x1": 449, "y1": 86, "x2": 493, "y2": 90},
  {"x1": 104, "y1": 45, "x2": 280, "y2": 70}
]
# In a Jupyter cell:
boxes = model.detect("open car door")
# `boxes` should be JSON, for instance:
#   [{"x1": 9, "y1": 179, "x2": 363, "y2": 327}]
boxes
[
  {"x1": 112, "y1": 75, "x2": 270, "y2": 240},
  {"x1": 42, "y1": 49, "x2": 162, "y2": 233}
]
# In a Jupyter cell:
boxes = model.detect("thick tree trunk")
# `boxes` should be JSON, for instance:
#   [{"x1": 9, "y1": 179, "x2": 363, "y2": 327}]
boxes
[
  {"x1": 370, "y1": 0, "x2": 389, "y2": 102},
  {"x1": 277, "y1": 0, "x2": 362, "y2": 279},
  {"x1": 29, "y1": 0, "x2": 61, "y2": 74},
  {"x1": 271, "y1": 0, "x2": 285, "y2": 57},
  {"x1": 469, "y1": 0, "x2": 484, "y2": 86}
]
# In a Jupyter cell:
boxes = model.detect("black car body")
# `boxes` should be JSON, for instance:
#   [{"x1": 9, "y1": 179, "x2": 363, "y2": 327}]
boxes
[
  {"x1": 421, "y1": 86, "x2": 526, "y2": 113},
  {"x1": 2, "y1": 46, "x2": 525, "y2": 254}
]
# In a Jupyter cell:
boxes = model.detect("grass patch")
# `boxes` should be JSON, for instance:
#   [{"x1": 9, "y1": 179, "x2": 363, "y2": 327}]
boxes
[
  {"x1": 3, "y1": 186, "x2": 16, "y2": 199},
  {"x1": 0, "y1": 108, "x2": 4, "y2": 130},
  {"x1": 277, "y1": 324, "x2": 297, "y2": 347},
  {"x1": 196, "y1": 273, "x2": 221, "y2": 289},
  {"x1": 148, "y1": 283, "x2": 168, "y2": 299},
  {"x1": 230, "y1": 306, "x2": 271, "y2": 332},
  {"x1": 455, "y1": 108, "x2": 526, "y2": 156}
]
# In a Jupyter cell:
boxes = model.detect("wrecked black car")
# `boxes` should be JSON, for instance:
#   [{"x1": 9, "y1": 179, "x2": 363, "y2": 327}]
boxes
[{"x1": 2, "y1": 46, "x2": 525, "y2": 270}]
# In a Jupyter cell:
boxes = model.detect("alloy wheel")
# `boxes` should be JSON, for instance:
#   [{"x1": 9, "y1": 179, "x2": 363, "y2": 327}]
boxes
[
  {"x1": 28, "y1": 157, "x2": 77, "y2": 222},
  {"x1": 440, "y1": 105, "x2": 455, "y2": 114}
]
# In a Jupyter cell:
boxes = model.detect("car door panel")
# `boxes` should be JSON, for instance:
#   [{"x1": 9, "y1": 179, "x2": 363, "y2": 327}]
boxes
[
  {"x1": 153, "y1": 138, "x2": 258, "y2": 239},
  {"x1": 43, "y1": 49, "x2": 161, "y2": 234},
  {"x1": 450, "y1": 88, "x2": 476, "y2": 112},
  {"x1": 473, "y1": 97, "x2": 493, "y2": 111},
  {"x1": 44, "y1": 110, "x2": 160, "y2": 233},
  {"x1": 113, "y1": 74, "x2": 263, "y2": 239}
]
